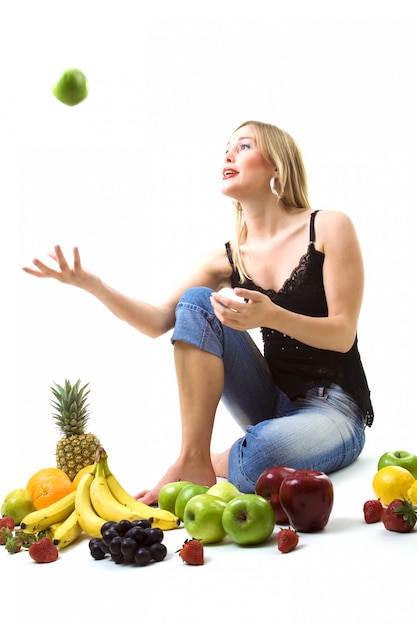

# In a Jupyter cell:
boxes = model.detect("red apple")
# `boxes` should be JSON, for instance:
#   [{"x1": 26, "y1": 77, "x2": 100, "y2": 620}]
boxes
[
  {"x1": 279, "y1": 470, "x2": 334, "y2": 532},
  {"x1": 255, "y1": 466, "x2": 296, "y2": 524}
]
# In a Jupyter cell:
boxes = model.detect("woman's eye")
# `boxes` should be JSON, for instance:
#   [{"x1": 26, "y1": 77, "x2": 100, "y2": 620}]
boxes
[{"x1": 224, "y1": 141, "x2": 252, "y2": 155}]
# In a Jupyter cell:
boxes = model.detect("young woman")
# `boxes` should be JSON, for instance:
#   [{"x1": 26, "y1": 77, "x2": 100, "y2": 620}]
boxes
[{"x1": 23, "y1": 121, "x2": 373, "y2": 505}]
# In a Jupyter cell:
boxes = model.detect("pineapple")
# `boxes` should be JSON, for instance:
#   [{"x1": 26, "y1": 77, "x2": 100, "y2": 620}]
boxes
[{"x1": 51, "y1": 379, "x2": 101, "y2": 481}]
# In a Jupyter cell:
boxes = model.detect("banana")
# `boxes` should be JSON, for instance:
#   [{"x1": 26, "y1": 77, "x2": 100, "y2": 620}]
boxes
[
  {"x1": 101, "y1": 454, "x2": 180, "y2": 530},
  {"x1": 52, "y1": 509, "x2": 83, "y2": 549},
  {"x1": 49, "y1": 522, "x2": 63, "y2": 533},
  {"x1": 89, "y1": 458, "x2": 144, "y2": 524},
  {"x1": 74, "y1": 466, "x2": 107, "y2": 538},
  {"x1": 44, "y1": 521, "x2": 64, "y2": 541},
  {"x1": 20, "y1": 491, "x2": 76, "y2": 534}
]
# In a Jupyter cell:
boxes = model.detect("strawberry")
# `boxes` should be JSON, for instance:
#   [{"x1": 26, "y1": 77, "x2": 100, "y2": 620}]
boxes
[
  {"x1": 0, "y1": 516, "x2": 15, "y2": 531},
  {"x1": 15, "y1": 530, "x2": 40, "y2": 549},
  {"x1": 0, "y1": 516, "x2": 15, "y2": 544},
  {"x1": 277, "y1": 528, "x2": 299, "y2": 553},
  {"x1": 178, "y1": 539, "x2": 204, "y2": 565},
  {"x1": 0, "y1": 527, "x2": 13, "y2": 546},
  {"x1": 381, "y1": 499, "x2": 417, "y2": 533},
  {"x1": 5, "y1": 535, "x2": 23, "y2": 554},
  {"x1": 28, "y1": 537, "x2": 59, "y2": 563},
  {"x1": 363, "y1": 499, "x2": 383, "y2": 524}
]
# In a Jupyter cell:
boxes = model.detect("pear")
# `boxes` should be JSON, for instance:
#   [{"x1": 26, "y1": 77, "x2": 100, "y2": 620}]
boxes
[{"x1": 1, "y1": 488, "x2": 35, "y2": 525}]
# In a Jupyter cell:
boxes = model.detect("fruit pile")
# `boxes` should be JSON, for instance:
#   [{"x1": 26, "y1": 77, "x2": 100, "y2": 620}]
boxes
[
  {"x1": 158, "y1": 468, "x2": 334, "y2": 548},
  {"x1": 1, "y1": 448, "x2": 179, "y2": 564},
  {"x1": 362, "y1": 449, "x2": 417, "y2": 534},
  {"x1": 0, "y1": 380, "x2": 336, "y2": 563},
  {"x1": 158, "y1": 480, "x2": 276, "y2": 546},
  {"x1": 89, "y1": 518, "x2": 168, "y2": 566},
  {"x1": 6, "y1": 385, "x2": 416, "y2": 568},
  {"x1": 17, "y1": 448, "x2": 179, "y2": 551}
]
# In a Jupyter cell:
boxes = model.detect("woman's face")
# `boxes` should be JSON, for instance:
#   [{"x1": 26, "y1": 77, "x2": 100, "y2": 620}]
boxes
[{"x1": 221, "y1": 125, "x2": 275, "y2": 201}]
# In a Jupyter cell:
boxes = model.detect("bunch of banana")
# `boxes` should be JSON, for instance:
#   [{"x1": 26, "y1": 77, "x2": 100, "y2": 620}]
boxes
[
  {"x1": 89, "y1": 448, "x2": 180, "y2": 531},
  {"x1": 20, "y1": 449, "x2": 180, "y2": 548}
]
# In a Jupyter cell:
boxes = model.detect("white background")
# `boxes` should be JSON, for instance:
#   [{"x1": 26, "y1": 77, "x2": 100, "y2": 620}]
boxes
[{"x1": 1, "y1": 2, "x2": 416, "y2": 620}]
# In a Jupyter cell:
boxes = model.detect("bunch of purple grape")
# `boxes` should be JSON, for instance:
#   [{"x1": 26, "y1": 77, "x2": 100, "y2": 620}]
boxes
[{"x1": 89, "y1": 519, "x2": 168, "y2": 566}]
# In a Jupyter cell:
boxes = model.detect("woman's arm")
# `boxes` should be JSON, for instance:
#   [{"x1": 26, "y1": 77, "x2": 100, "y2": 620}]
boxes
[
  {"x1": 23, "y1": 244, "x2": 232, "y2": 338},
  {"x1": 211, "y1": 211, "x2": 364, "y2": 353}
]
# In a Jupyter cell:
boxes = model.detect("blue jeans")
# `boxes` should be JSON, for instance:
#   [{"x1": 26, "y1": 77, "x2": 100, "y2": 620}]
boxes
[{"x1": 171, "y1": 286, "x2": 366, "y2": 493}]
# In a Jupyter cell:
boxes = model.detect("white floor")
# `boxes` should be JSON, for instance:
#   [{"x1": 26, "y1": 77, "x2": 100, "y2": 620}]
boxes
[{"x1": 2, "y1": 434, "x2": 415, "y2": 626}]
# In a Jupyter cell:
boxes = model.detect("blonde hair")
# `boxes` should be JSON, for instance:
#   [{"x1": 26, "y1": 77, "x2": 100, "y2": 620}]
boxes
[{"x1": 230, "y1": 121, "x2": 311, "y2": 281}]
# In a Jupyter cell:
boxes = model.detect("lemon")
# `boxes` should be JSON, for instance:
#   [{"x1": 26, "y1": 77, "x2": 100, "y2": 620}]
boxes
[
  {"x1": 407, "y1": 479, "x2": 417, "y2": 505},
  {"x1": 372, "y1": 465, "x2": 415, "y2": 505}
]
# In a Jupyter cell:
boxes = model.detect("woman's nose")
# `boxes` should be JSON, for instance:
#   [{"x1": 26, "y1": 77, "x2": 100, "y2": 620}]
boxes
[{"x1": 224, "y1": 148, "x2": 234, "y2": 162}]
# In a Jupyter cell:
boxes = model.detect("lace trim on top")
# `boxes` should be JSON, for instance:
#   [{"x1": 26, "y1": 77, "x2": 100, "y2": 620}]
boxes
[
  {"x1": 226, "y1": 210, "x2": 321, "y2": 300},
  {"x1": 244, "y1": 242, "x2": 320, "y2": 300}
]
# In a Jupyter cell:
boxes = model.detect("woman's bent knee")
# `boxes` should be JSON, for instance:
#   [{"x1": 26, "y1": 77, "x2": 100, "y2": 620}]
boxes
[
  {"x1": 171, "y1": 286, "x2": 224, "y2": 357},
  {"x1": 178, "y1": 286, "x2": 213, "y2": 309}
]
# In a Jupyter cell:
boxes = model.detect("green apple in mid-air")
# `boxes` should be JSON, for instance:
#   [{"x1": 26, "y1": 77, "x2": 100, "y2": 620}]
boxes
[
  {"x1": 206, "y1": 481, "x2": 241, "y2": 503},
  {"x1": 222, "y1": 494, "x2": 275, "y2": 545},
  {"x1": 377, "y1": 450, "x2": 417, "y2": 479},
  {"x1": 183, "y1": 494, "x2": 227, "y2": 544},
  {"x1": 52, "y1": 68, "x2": 88, "y2": 106},
  {"x1": 157, "y1": 481, "x2": 191, "y2": 514},
  {"x1": 174, "y1": 483, "x2": 209, "y2": 521},
  {"x1": 1, "y1": 488, "x2": 35, "y2": 525}
]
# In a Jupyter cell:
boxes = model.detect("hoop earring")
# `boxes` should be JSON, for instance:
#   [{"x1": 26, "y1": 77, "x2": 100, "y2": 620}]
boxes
[{"x1": 270, "y1": 176, "x2": 281, "y2": 198}]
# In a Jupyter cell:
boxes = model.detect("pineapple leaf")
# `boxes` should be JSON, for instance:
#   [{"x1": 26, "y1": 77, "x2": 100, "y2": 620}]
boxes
[{"x1": 50, "y1": 379, "x2": 91, "y2": 436}]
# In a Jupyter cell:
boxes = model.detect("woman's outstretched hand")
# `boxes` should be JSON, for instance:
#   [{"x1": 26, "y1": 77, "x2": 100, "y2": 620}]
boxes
[{"x1": 22, "y1": 245, "x2": 97, "y2": 292}]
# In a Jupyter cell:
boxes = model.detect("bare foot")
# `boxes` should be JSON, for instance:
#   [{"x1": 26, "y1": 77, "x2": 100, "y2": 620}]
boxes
[{"x1": 134, "y1": 459, "x2": 217, "y2": 506}]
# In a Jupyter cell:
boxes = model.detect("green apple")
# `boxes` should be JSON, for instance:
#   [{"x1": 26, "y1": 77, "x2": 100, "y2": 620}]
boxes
[
  {"x1": 183, "y1": 494, "x2": 227, "y2": 544},
  {"x1": 206, "y1": 481, "x2": 241, "y2": 503},
  {"x1": 52, "y1": 68, "x2": 88, "y2": 106},
  {"x1": 157, "y1": 481, "x2": 191, "y2": 514},
  {"x1": 174, "y1": 483, "x2": 209, "y2": 521},
  {"x1": 1, "y1": 488, "x2": 35, "y2": 525},
  {"x1": 377, "y1": 450, "x2": 417, "y2": 479},
  {"x1": 222, "y1": 494, "x2": 275, "y2": 545}
]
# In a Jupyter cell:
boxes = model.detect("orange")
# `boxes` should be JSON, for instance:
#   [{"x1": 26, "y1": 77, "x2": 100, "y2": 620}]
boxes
[
  {"x1": 72, "y1": 464, "x2": 95, "y2": 489},
  {"x1": 30, "y1": 474, "x2": 75, "y2": 510},
  {"x1": 372, "y1": 465, "x2": 415, "y2": 506},
  {"x1": 26, "y1": 467, "x2": 71, "y2": 500}
]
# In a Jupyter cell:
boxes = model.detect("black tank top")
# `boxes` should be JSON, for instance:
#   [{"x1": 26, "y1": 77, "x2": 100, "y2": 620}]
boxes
[{"x1": 225, "y1": 210, "x2": 374, "y2": 425}]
